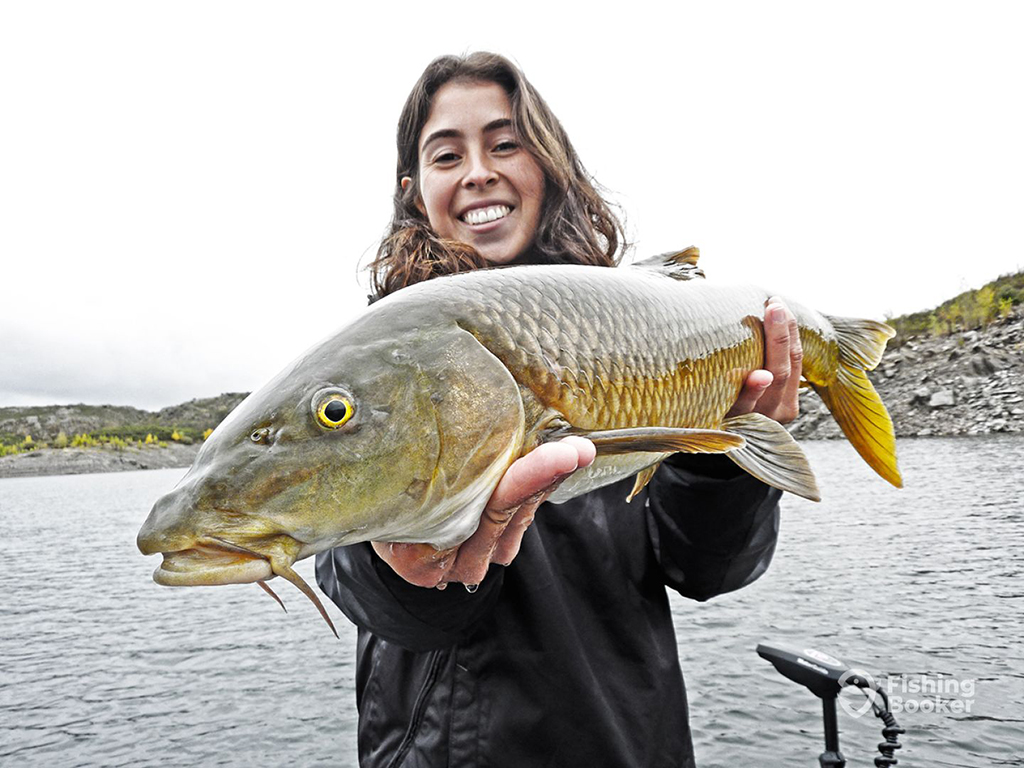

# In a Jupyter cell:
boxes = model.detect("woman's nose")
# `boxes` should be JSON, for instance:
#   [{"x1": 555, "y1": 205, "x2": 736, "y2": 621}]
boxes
[{"x1": 462, "y1": 150, "x2": 498, "y2": 189}]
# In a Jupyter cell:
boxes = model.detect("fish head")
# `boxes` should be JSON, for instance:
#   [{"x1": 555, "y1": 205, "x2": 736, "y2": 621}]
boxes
[{"x1": 136, "y1": 315, "x2": 525, "y2": 588}]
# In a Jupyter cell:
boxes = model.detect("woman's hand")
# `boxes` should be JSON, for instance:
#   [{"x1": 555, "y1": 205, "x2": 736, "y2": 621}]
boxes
[
  {"x1": 372, "y1": 436, "x2": 596, "y2": 589},
  {"x1": 725, "y1": 298, "x2": 803, "y2": 424}
]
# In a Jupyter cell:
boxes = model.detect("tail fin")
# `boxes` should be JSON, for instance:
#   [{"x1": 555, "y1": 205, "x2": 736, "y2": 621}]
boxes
[{"x1": 812, "y1": 317, "x2": 902, "y2": 488}]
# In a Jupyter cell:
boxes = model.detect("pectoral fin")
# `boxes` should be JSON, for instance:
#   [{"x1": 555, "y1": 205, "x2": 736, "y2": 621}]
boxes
[
  {"x1": 721, "y1": 413, "x2": 821, "y2": 501},
  {"x1": 578, "y1": 426, "x2": 744, "y2": 455}
]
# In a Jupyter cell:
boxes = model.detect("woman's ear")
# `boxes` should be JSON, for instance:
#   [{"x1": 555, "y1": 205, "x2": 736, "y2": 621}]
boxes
[{"x1": 401, "y1": 176, "x2": 426, "y2": 215}]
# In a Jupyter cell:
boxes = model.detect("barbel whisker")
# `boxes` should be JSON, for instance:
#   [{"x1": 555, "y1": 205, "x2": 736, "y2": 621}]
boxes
[
  {"x1": 257, "y1": 580, "x2": 287, "y2": 613},
  {"x1": 273, "y1": 561, "x2": 340, "y2": 639}
]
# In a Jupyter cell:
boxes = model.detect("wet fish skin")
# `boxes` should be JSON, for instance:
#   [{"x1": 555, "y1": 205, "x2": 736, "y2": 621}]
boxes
[
  {"x1": 137, "y1": 249, "x2": 900, "y2": 609},
  {"x1": 137, "y1": 314, "x2": 524, "y2": 564}
]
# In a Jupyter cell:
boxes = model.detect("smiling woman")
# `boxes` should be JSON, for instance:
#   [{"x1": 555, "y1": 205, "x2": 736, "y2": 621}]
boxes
[
  {"x1": 413, "y1": 81, "x2": 545, "y2": 265},
  {"x1": 369, "y1": 51, "x2": 625, "y2": 296}
]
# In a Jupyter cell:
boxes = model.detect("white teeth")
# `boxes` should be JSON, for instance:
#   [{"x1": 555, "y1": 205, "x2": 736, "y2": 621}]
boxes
[{"x1": 463, "y1": 205, "x2": 510, "y2": 225}]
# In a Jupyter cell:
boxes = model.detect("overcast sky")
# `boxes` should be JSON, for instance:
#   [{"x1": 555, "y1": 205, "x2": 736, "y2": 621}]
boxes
[{"x1": 3, "y1": 2, "x2": 1022, "y2": 410}]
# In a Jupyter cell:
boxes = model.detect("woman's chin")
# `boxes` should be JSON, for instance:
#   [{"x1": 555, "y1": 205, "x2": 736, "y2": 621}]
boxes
[{"x1": 473, "y1": 237, "x2": 534, "y2": 266}]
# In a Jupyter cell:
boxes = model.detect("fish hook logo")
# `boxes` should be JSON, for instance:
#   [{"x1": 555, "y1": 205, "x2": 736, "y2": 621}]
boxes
[{"x1": 837, "y1": 669, "x2": 876, "y2": 718}]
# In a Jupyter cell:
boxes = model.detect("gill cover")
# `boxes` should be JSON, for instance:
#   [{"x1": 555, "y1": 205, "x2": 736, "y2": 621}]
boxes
[{"x1": 390, "y1": 325, "x2": 527, "y2": 549}]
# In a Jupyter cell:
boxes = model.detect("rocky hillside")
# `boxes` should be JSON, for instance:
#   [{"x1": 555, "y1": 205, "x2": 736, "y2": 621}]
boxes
[
  {"x1": 789, "y1": 307, "x2": 1024, "y2": 439},
  {"x1": 0, "y1": 393, "x2": 250, "y2": 479},
  {"x1": 0, "y1": 393, "x2": 248, "y2": 445}
]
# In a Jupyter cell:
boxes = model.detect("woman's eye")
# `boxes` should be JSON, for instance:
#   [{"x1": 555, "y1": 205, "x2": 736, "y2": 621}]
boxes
[
  {"x1": 494, "y1": 140, "x2": 519, "y2": 152},
  {"x1": 433, "y1": 151, "x2": 460, "y2": 164}
]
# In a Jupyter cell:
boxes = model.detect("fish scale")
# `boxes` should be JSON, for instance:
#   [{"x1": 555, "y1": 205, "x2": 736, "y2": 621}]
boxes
[{"x1": 432, "y1": 265, "x2": 769, "y2": 432}]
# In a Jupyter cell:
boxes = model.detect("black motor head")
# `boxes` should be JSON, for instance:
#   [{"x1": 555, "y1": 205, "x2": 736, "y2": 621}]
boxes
[{"x1": 757, "y1": 641, "x2": 875, "y2": 699}]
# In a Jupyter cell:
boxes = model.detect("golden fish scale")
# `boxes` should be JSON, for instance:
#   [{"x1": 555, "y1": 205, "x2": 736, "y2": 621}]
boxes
[
  {"x1": 434, "y1": 267, "x2": 784, "y2": 432},
  {"x1": 798, "y1": 322, "x2": 839, "y2": 386}
]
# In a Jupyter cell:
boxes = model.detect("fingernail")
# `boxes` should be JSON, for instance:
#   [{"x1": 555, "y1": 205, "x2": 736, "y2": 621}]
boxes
[
  {"x1": 771, "y1": 306, "x2": 786, "y2": 324},
  {"x1": 464, "y1": 583, "x2": 480, "y2": 594},
  {"x1": 435, "y1": 582, "x2": 448, "y2": 591}
]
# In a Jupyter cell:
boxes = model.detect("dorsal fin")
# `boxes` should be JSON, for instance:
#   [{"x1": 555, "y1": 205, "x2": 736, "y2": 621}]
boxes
[{"x1": 631, "y1": 246, "x2": 705, "y2": 280}]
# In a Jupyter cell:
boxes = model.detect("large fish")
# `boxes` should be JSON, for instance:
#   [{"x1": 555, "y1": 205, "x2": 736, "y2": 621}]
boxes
[{"x1": 137, "y1": 248, "x2": 901, "y2": 631}]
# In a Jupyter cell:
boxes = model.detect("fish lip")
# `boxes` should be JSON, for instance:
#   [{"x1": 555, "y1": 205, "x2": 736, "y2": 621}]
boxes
[
  {"x1": 457, "y1": 199, "x2": 514, "y2": 220},
  {"x1": 152, "y1": 539, "x2": 274, "y2": 587}
]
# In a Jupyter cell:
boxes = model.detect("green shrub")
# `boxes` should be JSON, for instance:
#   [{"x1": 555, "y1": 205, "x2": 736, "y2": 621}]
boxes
[
  {"x1": 84, "y1": 425, "x2": 205, "y2": 443},
  {"x1": 71, "y1": 433, "x2": 100, "y2": 448},
  {"x1": 889, "y1": 270, "x2": 1022, "y2": 339}
]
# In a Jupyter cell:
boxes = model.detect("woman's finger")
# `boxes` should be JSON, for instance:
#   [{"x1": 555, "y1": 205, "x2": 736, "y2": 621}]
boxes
[
  {"x1": 752, "y1": 301, "x2": 795, "y2": 419},
  {"x1": 763, "y1": 300, "x2": 794, "y2": 386},
  {"x1": 486, "y1": 437, "x2": 595, "y2": 513},
  {"x1": 490, "y1": 499, "x2": 544, "y2": 565},
  {"x1": 444, "y1": 436, "x2": 596, "y2": 586},
  {"x1": 371, "y1": 541, "x2": 457, "y2": 588},
  {"x1": 775, "y1": 310, "x2": 803, "y2": 423},
  {"x1": 725, "y1": 368, "x2": 773, "y2": 418}
]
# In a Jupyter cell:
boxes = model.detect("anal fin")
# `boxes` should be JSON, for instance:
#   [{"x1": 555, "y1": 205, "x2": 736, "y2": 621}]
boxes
[
  {"x1": 721, "y1": 413, "x2": 821, "y2": 501},
  {"x1": 627, "y1": 461, "x2": 662, "y2": 503}
]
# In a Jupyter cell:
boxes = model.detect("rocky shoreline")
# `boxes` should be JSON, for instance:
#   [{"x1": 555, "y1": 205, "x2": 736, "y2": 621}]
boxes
[
  {"x1": 2, "y1": 311, "x2": 1021, "y2": 481},
  {"x1": 0, "y1": 442, "x2": 201, "y2": 480}
]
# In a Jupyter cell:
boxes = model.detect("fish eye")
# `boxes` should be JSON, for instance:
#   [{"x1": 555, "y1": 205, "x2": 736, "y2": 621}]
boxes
[{"x1": 312, "y1": 390, "x2": 355, "y2": 430}]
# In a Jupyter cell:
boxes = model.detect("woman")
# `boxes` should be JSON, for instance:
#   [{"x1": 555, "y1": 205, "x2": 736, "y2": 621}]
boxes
[{"x1": 316, "y1": 52, "x2": 802, "y2": 768}]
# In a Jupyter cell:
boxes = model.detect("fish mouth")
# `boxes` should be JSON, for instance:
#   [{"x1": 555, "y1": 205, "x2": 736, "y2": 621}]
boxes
[
  {"x1": 149, "y1": 538, "x2": 340, "y2": 638},
  {"x1": 152, "y1": 541, "x2": 274, "y2": 587}
]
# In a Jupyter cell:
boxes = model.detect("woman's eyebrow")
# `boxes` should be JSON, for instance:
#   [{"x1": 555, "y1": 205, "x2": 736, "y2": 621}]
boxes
[
  {"x1": 482, "y1": 118, "x2": 512, "y2": 133},
  {"x1": 421, "y1": 128, "x2": 461, "y2": 152},
  {"x1": 421, "y1": 119, "x2": 513, "y2": 153}
]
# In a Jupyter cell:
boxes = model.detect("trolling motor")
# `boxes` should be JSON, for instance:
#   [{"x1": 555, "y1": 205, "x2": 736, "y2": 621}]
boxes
[{"x1": 757, "y1": 642, "x2": 905, "y2": 767}]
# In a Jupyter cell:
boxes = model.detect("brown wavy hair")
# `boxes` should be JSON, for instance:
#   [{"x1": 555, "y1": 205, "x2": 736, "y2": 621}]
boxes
[{"x1": 369, "y1": 52, "x2": 626, "y2": 297}]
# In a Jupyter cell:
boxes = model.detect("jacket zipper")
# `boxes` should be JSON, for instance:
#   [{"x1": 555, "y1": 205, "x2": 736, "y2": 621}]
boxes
[{"x1": 387, "y1": 648, "x2": 445, "y2": 768}]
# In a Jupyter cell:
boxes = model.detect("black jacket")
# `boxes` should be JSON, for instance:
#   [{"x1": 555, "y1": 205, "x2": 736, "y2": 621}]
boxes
[{"x1": 316, "y1": 455, "x2": 781, "y2": 768}]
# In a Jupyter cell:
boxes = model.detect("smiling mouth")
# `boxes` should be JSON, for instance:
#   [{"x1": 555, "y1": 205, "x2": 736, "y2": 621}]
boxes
[{"x1": 461, "y1": 205, "x2": 512, "y2": 225}]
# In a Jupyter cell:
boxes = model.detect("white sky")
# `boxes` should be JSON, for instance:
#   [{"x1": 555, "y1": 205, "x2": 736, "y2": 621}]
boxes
[{"x1": 3, "y1": 2, "x2": 1022, "y2": 410}]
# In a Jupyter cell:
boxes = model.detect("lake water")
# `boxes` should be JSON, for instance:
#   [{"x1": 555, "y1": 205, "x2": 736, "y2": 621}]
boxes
[{"x1": 2, "y1": 437, "x2": 1022, "y2": 767}]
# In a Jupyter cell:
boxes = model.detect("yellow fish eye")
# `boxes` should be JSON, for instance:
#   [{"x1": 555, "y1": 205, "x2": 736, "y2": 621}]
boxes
[{"x1": 315, "y1": 394, "x2": 354, "y2": 429}]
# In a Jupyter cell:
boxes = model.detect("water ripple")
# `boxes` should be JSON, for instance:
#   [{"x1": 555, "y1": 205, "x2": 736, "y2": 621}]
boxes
[
  {"x1": 3, "y1": 438, "x2": 1023, "y2": 765},
  {"x1": 678, "y1": 435, "x2": 1024, "y2": 767}
]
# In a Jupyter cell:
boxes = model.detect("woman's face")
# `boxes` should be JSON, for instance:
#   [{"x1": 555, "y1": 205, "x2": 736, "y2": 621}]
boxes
[{"x1": 413, "y1": 81, "x2": 545, "y2": 265}]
